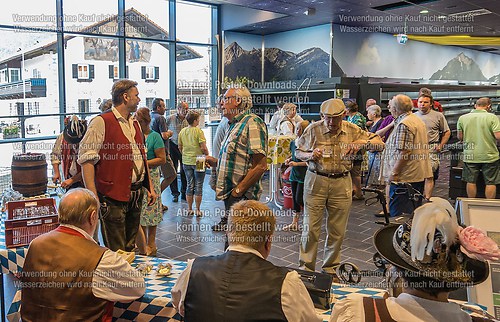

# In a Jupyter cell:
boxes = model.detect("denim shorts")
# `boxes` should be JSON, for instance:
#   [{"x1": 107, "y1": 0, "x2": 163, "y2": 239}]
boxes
[{"x1": 183, "y1": 164, "x2": 205, "y2": 196}]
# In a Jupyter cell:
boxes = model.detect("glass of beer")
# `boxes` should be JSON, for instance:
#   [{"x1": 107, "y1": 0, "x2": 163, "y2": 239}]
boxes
[
  {"x1": 196, "y1": 155, "x2": 206, "y2": 172},
  {"x1": 322, "y1": 147, "x2": 333, "y2": 162}
]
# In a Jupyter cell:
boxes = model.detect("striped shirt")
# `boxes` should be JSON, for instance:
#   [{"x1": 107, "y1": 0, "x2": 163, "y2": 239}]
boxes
[
  {"x1": 165, "y1": 113, "x2": 188, "y2": 145},
  {"x1": 296, "y1": 120, "x2": 375, "y2": 174},
  {"x1": 215, "y1": 111, "x2": 268, "y2": 201}
]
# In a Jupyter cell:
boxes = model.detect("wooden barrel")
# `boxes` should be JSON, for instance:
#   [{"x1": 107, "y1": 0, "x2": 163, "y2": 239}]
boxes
[{"x1": 11, "y1": 153, "x2": 48, "y2": 197}]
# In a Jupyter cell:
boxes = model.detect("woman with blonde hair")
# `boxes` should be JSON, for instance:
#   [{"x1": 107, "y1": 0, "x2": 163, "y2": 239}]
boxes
[{"x1": 278, "y1": 103, "x2": 298, "y2": 136}]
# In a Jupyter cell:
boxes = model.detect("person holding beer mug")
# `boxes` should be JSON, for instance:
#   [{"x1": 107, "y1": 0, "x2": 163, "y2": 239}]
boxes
[
  {"x1": 295, "y1": 99, "x2": 384, "y2": 276},
  {"x1": 178, "y1": 111, "x2": 209, "y2": 216}
]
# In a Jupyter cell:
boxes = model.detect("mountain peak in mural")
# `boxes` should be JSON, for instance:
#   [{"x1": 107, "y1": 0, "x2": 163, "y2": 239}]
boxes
[
  {"x1": 489, "y1": 74, "x2": 500, "y2": 84},
  {"x1": 224, "y1": 42, "x2": 344, "y2": 82},
  {"x1": 430, "y1": 52, "x2": 487, "y2": 81}
]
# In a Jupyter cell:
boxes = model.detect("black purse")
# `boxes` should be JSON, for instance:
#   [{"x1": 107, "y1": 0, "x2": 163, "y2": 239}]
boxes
[{"x1": 288, "y1": 268, "x2": 333, "y2": 310}]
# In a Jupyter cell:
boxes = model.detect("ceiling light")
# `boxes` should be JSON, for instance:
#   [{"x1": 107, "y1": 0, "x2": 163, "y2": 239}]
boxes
[{"x1": 420, "y1": 9, "x2": 429, "y2": 14}]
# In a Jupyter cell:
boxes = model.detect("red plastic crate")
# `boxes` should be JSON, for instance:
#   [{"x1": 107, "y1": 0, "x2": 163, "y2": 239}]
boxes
[{"x1": 5, "y1": 198, "x2": 59, "y2": 248}]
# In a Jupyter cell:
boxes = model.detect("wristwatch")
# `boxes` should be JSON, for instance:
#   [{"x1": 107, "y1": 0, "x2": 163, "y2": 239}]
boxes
[{"x1": 234, "y1": 187, "x2": 242, "y2": 195}]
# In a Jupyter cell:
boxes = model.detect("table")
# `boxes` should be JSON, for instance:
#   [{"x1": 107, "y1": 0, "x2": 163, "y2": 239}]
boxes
[
  {"x1": 265, "y1": 135, "x2": 295, "y2": 209},
  {"x1": 0, "y1": 214, "x2": 28, "y2": 322},
  {"x1": 6, "y1": 255, "x2": 491, "y2": 322}
]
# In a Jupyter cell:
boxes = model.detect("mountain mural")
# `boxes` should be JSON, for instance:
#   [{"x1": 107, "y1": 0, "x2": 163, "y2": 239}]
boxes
[
  {"x1": 224, "y1": 42, "x2": 344, "y2": 82},
  {"x1": 430, "y1": 52, "x2": 487, "y2": 81},
  {"x1": 489, "y1": 74, "x2": 500, "y2": 83},
  {"x1": 224, "y1": 42, "x2": 262, "y2": 82}
]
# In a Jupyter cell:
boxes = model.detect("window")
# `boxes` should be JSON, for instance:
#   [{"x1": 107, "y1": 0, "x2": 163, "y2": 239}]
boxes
[
  {"x1": 79, "y1": 65, "x2": 88, "y2": 79},
  {"x1": 109, "y1": 65, "x2": 119, "y2": 79},
  {"x1": 78, "y1": 99, "x2": 90, "y2": 116},
  {"x1": 10, "y1": 69, "x2": 20, "y2": 82},
  {"x1": 32, "y1": 69, "x2": 42, "y2": 78},
  {"x1": 27, "y1": 102, "x2": 40, "y2": 115},
  {"x1": 0, "y1": 69, "x2": 7, "y2": 83},
  {"x1": 145, "y1": 97, "x2": 154, "y2": 109},
  {"x1": 72, "y1": 64, "x2": 95, "y2": 81},
  {"x1": 0, "y1": 1, "x2": 217, "y2": 168},
  {"x1": 142, "y1": 66, "x2": 159, "y2": 81}
]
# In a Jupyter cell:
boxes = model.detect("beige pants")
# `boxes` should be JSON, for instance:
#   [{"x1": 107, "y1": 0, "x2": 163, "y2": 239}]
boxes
[{"x1": 299, "y1": 171, "x2": 352, "y2": 273}]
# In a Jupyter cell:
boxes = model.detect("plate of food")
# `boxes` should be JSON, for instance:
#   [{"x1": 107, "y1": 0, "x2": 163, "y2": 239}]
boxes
[{"x1": 156, "y1": 263, "x2": 173, "y2": 276}]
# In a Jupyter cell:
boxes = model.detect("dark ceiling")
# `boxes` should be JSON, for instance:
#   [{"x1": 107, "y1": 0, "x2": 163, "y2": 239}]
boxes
[{"x1": 205, "y1": 0, "x2": 500, "y2": 51}]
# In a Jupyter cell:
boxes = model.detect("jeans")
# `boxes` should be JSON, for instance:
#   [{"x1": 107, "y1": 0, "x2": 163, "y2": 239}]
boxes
[
  {"x1": 183, "y1": 164, "x2": 205, "y2": 196},
  {"x1": 389, "y1": 181, "x2": 424, "y2": 217},
  {"x1": 169, "y1": 142, "x2": 186, "y2": 197},
  {"x1": 98, "y1": 189, "x2": 143, "y2": 251}
]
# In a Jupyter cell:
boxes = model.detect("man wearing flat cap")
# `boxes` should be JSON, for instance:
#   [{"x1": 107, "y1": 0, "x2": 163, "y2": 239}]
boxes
[{"x1": 295, "y1": 98, "x2": 384, "y2": 276}]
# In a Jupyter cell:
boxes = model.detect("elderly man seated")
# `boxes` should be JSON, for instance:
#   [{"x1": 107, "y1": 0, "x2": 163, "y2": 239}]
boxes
[
  {"x1": 21, "y1": 188, "x2": 145, "y2": 321},
  {"x1": 172, "y1": 200, "x2": 321, "y2": 322},
  {"x1": 330, "y1": 198, "x2": 498, "y2": 322}
]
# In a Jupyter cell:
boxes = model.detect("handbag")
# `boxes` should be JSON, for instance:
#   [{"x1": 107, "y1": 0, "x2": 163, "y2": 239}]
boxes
[{"x1": 288, "y1": 268, "x2": 333, "y2": 310}]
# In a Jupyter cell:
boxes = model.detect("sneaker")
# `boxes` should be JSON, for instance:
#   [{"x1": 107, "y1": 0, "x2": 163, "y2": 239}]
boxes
[
  {"x1": 162, "y1": 204, "x2": 169, "y2": 212},
  {"x1": 211, "y1": 222, "x2": 227, "y2": 231},
  {"x1": 172, "y1": 195, "x2": 179, "y2": 202},
  {"x1": 375, "y1": 211, "x2": 386, "y2": 217}
]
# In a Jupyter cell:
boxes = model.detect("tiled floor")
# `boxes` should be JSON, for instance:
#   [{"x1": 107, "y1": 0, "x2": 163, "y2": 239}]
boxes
[{"x1": 153, "y1": 158, "x2": 453, "y2": 286}]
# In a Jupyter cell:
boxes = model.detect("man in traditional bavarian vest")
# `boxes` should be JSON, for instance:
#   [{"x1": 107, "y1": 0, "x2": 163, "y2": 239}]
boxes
[
  {"x1": 21, "y1": 188, "x2": 145, "y2": 321},
  {"x1": 380, "y1": 94, "x2": 433, "y2": 217},
  {"x1": 78, "y1": 79, "x2": 156, "y2": 251},
  {"x1": 171, "y1": 200, "x2": 322, "y2": 322}
]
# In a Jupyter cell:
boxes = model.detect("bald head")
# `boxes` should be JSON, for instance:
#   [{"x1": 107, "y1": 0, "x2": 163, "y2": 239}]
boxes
[
  {"x1": 58, "y1": 188, "x2": 98, "y2": 227},
  {"x1": 475, "y1": 97, "x2": 492, "y2": 111}
]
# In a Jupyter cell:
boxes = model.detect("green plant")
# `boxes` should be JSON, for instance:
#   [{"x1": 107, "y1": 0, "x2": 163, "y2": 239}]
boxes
[
  {"x1": 3, "y1": 125, "x2": 20, "y2": 138},
  {"x1": 222, "y1": 76, "x2": 256, "y2": 89}
]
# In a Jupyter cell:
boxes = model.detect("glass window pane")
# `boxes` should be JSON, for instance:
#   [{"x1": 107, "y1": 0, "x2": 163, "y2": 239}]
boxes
[
  {"x1": 176, "y1": 1, "x2": 213, "y2": 44},
  {"x1": 0, "y1": 28, "x2": 59, "y2": 140},
  {"x1": 177, "y1": 44, "x2": 214, "y2": 110},
  {"x1": 126, "y1": 39, "x2": 169, "y2": 110},
  {"x1": 65, "y1": 35, "x2": 118, "y2": 119},
  {"x1": 0, "y1": 0, "x2": 56, "y2": 31},
  {"x1": 63, "y1": 1, "x2": 117, "y2": 35},
  {"x1": 125, "y1": 0, "x2": 169, "y2": 40}
]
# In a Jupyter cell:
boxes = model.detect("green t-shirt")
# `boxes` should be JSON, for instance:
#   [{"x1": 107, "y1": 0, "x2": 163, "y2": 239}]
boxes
[
  {"x1": 457, "y1": 109, "x2": 500, "y2": 163},
  {"x1": 178, "y1": 126, "x2": 206, "y2": 165},
  {"x1": 145, "y1": 130, "x2": 165, "y2": 161}
]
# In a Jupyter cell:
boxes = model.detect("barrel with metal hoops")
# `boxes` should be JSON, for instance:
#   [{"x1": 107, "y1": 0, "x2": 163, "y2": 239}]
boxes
[{"x1": 11, "y1": 153, "x2": 48, "y2": 197}]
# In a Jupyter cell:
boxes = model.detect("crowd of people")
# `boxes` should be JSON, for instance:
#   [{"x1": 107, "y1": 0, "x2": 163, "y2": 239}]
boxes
[{"x1": 29, "y1": 79, "x2": 499, "y2": 320}]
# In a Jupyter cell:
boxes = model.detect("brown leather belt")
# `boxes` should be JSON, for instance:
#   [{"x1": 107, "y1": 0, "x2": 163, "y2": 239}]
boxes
[{"x1": 308, "y1": 169, "x2": 349, "y2": 179}]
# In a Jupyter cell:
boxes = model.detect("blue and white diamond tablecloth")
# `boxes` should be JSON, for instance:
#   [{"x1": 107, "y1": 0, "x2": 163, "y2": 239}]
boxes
[
  {"x1": 4, "y1": 252, "x2": 490, "y2": 322},
  {"x1": 0, "y1": 214, "x2": 28, "y2": 275},
  {"x1": 7, "y1": 255, "x2": 187, "y2": 322},
  {"x1": 113, "y1": 256, "x2": 186, "y2": 322}
]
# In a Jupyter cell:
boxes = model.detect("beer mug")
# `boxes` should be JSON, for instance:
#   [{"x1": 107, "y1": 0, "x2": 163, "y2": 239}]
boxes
[
  {"x1": 196, "y1": 155, "x2": 206, "y2": 172},
  {"x1": 322, "y1": 147, "x2": 333, "y2": 162}
]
